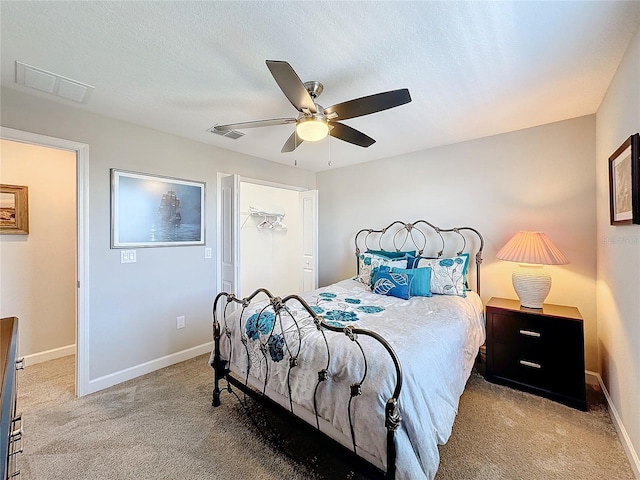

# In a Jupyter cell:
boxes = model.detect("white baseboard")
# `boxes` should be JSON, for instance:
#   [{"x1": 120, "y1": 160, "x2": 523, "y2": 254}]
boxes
[
  {"x1": 23, "y1": 344, "x2": 75, "y2": 366},
  {"x1": 586, "y1": 370, "x2": 640, "y2": 479},
  {"x1": 86, "y1": 342, "x2": 213, "y2": 395},
  {"x1": 585, "y1": 370, "x2": 600, "y2": 386}
]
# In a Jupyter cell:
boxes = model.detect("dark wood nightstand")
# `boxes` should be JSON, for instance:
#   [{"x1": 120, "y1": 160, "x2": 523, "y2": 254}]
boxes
[{"x1": 485, "y1": 297, "x2": 587, "y2": 411}]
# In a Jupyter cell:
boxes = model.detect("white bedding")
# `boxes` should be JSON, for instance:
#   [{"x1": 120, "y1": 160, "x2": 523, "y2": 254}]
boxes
[{"x1": 213, "y1": 279, "x2": 485, "y2": 479}]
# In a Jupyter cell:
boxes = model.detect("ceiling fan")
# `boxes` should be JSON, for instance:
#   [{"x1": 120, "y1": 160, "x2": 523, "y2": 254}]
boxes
[{"x1": 213, "y1": 60, "x2": 412, "y2": 153}]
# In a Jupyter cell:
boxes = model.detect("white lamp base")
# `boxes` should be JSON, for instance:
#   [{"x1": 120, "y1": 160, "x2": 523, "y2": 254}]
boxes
[{"x1": 512, "y1": 264, "x2": 551, "y2": 309}]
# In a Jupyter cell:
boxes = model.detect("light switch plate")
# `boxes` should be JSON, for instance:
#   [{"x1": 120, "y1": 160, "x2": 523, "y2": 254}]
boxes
[
  {"x1": 205, "y1": 247, "x2": 212, "y2": 259},
  {"x1": 120, "y1": 250, "x2": 137, "y2": 264}
]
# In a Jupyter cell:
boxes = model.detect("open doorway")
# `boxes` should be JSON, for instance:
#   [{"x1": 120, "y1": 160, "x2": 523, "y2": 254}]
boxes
[
  {"x1": 217, "y1": 174, "x2": 318, "y2": 299},
  {"x1": 0, "y1": 127, "x2": 89, "y2": 396}
]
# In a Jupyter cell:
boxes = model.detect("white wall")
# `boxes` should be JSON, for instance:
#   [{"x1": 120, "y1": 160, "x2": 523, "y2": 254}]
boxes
[
  {"x1": 0, "y1": 139, "x2": 76, "y2": 359},
  {"x1": 0, "y1": 87, "x2": 315, "y2": 385},
  {"x1": 595, "y1": 26, "x2": 640, "y2": 475},
  {"x1": 317, "y1": 115, "x2": 598, "y2": 371},
  {"x1": 239, "y1": 181, "x2": 301, "y2": 297}
]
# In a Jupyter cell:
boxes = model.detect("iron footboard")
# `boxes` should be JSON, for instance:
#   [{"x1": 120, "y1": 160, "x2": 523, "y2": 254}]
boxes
[{"x1": 211, "y1": 288, "x2": 403, "y2": 480}]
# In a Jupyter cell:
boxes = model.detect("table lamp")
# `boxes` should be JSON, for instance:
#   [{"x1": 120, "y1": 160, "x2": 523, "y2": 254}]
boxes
[{"x1": 496, "y1": 231, "x2": 569, "y2": 309}]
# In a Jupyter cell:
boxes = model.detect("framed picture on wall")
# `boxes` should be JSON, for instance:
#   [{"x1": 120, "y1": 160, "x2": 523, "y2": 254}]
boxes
[
  {"x1": 111, "y1": 169, "x2": 205, "y2": 248},
  {"x1": 0, "y1": 184, "x2": 29, "y2": 235},
  {"x1": 609, "y1": 133, "x2": 640, "y2": 225}
]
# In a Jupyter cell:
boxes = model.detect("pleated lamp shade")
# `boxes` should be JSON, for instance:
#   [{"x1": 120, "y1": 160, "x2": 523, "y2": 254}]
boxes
[{"x1": 496, "y1": 232, "x2": 569, "y2": 309}]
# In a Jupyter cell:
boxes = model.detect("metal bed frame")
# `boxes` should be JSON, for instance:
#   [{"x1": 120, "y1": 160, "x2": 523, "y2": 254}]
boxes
[{"x1": 211, "y1": 220, "x2": 484, "y2": 479}]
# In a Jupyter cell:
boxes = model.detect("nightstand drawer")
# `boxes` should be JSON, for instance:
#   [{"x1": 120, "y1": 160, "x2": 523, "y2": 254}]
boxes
[
  {"x1": 491, "y1": 312, "x2": 551, "y2": 345},
  {"x1": 491, "y1": 341, "x2": 551, "y2": 390}
]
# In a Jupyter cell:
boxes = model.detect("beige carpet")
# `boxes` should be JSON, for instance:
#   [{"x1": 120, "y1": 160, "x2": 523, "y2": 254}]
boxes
[{"x1": 16, "y1": 355, "x2": 635, "y2": 479}]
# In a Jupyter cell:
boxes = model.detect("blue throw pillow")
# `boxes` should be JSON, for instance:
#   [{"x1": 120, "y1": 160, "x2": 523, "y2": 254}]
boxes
[
  {"x1": 372, "y1": 269, "x2": 413, "y2": 300},
  {"x1": 391, "y1": 266, "x2": 432, "y2": 297}
]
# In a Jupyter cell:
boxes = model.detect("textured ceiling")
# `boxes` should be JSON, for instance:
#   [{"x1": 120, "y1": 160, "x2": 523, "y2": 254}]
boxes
[{"x1": 1, "y1": 1, "x2": 639, "y2": 171}]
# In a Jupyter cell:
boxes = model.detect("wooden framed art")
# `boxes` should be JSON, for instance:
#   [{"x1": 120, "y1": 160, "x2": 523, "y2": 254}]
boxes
[
  {"x1": 0, "y1": 184, "x2": 29, "y2": 235},
  {"x1": 609, "y1": 133, "x2": 640, "y2": 225},
  {"x1": 111, "y1": 169, "x2": 205, "y2": 248}
]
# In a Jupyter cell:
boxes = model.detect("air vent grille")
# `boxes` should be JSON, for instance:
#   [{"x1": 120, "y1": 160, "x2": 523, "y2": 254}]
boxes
[
  {"x1": 209, "y1": 126, "x2": 245, "y2": 140},
  {"x1": 15, "y1": 61, "x2": 94, "y2": 103}
]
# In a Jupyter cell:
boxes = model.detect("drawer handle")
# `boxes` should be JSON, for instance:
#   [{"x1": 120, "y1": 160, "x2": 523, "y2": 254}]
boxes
[
  {"x1": 519, "y1": 329, "x2": 541, "y2": 338},
  {"x1": 520, "y1": 359, "x2": 542, "y2": 369}
]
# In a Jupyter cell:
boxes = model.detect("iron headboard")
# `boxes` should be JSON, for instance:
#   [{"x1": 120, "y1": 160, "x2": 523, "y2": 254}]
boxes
[{"x1": 355, "y1": 220, "x2": 484, "y2": 294}]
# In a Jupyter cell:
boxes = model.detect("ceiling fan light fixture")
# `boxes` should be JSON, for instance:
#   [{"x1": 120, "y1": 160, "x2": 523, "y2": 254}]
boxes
[{"x1": 296, "y1": 116, "x2": 329, "y2": 142}]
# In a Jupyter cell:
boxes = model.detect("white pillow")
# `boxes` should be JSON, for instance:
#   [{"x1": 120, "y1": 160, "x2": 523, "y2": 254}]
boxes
[
  {"x1": 356, "y1": 252, "x2": 408, "y2": 287},
  {"x1": 415, "y1": 255, "x2": 468, "y2": 296}
]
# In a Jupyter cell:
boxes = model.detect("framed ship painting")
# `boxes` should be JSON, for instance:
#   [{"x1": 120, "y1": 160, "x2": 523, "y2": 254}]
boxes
[
  {"x1": 0, "y1": 184, "x2": 29, "y2": 235},
  {"x1": 608, "y1": 133, "x2": 640, "y2": 225},
  {"x1": 111, "y1": 169, "x2": 205, "y2": 248}
]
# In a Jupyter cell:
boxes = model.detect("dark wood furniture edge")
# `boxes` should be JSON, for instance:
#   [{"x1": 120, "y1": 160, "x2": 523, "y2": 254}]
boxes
[
  {"x1": 485, "y1": 299, "x2": 587, "y2": 411},
  {"x1": 1, "y1": 317, "x2": 19, "y2": 480}
]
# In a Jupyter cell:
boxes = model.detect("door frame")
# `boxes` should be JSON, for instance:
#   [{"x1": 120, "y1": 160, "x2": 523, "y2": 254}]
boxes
[
  {"x1": 0, "y1": 127, "x2": 90, "y2": 397},
  {"x1": 216, "y1": 172, "x2": 312, "y2": 296}
]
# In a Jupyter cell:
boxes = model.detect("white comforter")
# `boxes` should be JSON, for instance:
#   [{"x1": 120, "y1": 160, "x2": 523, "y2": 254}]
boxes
[{"x1": 214, "y1": 279, "x2": 485, "y2": 479}]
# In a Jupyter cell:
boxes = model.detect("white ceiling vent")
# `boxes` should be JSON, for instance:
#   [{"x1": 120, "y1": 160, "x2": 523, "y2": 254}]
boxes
[
  {"x1": 209, "y1": 125, "x2": 245, "y2": 140},
  {"x1": 15, "y1": 61, "x2": 94, "y2": 103}
]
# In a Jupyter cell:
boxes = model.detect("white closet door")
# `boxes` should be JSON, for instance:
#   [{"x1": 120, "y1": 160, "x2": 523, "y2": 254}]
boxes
[
  {"x1": 299, "y1": 190, "x2": 318, "y2": 292},
  {"x1": 220, "y1": 174, "x2": 240, "y2": 299}
]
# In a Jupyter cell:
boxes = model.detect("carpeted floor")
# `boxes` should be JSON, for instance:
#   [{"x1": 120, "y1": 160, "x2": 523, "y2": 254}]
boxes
[{"x1": 17, "y1": 354, "x2": 635, "y2": 479}]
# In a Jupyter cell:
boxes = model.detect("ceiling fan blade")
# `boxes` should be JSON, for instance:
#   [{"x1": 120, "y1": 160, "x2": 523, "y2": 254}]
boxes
[
  {"x1": 324, "y1": 88, "x2": 411, "y2": 121},
  {"x1": 329, "y1": 122, "x2": 375, "y2": 148},
  {"x1": 266, "y1": 60, "x2": 317, "y2": 114},
  {"x1": 281, "y1": 130, "x2": 304, "y2": 153},
  {"x1": 214, "y1": 117, "x2": 297, "y2": 131}
]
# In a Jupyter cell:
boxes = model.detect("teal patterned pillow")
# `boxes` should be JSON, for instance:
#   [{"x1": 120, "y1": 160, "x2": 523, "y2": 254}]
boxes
[
  {"x1": 356, "y1": 253, "x2": 408, "y2": 286},
  {"x1": 391, "y1": 266, "x2": 432, "y2": 297},
  {"x1": 372, "y1": 269, "x2": 414, "y2": 300},
  {"x1": 416, "y1": 255, "x2": 467, "y2": 297}
]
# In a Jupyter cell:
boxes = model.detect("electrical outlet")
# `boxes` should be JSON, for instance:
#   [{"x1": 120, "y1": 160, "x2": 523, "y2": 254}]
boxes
[
  {"x1": 204, "y1": 247, "x2": 212, "y2": 259},
  {"x1": 176, "y1": 316, "x2": 185, "y2": 329}
]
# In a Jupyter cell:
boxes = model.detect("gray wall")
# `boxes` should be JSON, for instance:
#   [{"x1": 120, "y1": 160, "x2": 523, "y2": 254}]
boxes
[
  {"x1": 0, "y1": 87, "x2": 315, "y2": 380},
  {"x1": 317, "y1": 115, "x2": 598, "y2": 370},
  {"x1": 595, "y1": 26, "x2": 640, "y2": 475}
]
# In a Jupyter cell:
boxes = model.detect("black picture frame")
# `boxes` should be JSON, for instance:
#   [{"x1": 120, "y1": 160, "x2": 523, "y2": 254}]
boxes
[{"x1": 609, "y1": 133, "x2": 640, "y2": 225}]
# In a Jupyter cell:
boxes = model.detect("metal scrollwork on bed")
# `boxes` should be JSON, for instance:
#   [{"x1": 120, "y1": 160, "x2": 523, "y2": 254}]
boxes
[
  {"x1": 211, "y1": 220, "x2": 484, "y2": 479},
  {"x1": 355, "y1": 220, "x2": 484, "y2": 293}
]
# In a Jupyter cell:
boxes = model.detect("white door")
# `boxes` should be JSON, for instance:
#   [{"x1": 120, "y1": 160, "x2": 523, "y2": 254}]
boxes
[
  {"x1": 220, "y1": 174, "x2": 240, "y2": 298},
  {"x1": 300, "y1": 190, "x2": 318, "y2": 292}
]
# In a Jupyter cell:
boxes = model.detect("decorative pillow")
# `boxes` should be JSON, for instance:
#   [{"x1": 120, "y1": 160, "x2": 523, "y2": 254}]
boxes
[
  {"x1": 391, "y1": 266, "x2": 432, "y2": 297},
  {"x1": 415, "y1": 254, "x2": 468, "y2": 297},
  {"x1": 367, "y1": 250, "x2": 416, "y2": 274},
  {"x1": 372, "y1": 269, "x2": 414, "y2": 300},
  {"x1": 356, "y1": 253, "x2": 408, "y2": 286}
]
